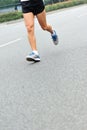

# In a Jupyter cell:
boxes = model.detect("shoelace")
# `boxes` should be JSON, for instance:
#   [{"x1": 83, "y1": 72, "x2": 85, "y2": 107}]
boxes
[{"x1": 29, "y1": 52, "x2": 35, "y2": 56}]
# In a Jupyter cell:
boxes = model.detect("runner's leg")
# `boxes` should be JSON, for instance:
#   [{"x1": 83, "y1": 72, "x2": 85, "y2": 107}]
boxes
[
  {"x1": 23, "y1": 12, "x2": 37, "y2": 51},
  {"x1": 36, "y1": 10, "x2": 58, "y2": 45},
  {"x1": 36, "y1": 10, "x2": 53, "y2": 34}
]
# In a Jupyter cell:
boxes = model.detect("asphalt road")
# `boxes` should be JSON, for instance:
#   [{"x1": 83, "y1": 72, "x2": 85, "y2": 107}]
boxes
[{"x1": 0, "y1": 5, "x2": 87, "y2": 130}]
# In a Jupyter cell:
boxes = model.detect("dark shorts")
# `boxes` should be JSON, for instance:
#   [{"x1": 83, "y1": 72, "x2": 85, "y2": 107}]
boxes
[{"x1": 21, "y1": 0, "x2": 45, "y2": 15}]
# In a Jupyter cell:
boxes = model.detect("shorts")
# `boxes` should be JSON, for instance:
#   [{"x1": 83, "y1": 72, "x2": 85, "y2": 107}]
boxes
[{"x1": 21, "y1": 0, "x2": 45, "y2": 15}]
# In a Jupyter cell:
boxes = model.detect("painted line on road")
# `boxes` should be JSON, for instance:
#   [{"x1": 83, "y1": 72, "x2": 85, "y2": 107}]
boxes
[
  {"x1": 0, "y1": 38, "x2": 21, "y2": 48},
  {"x1": 78, "y1": 13, "x2": 87, "y2": 18}
]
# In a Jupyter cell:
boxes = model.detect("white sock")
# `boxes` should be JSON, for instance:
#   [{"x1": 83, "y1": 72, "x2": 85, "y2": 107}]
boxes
[{"x1": 33, "y1": 50, "x2": 39, "y2": 55}]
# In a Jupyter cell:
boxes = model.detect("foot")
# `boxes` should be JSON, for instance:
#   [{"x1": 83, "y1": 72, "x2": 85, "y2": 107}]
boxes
[
  {"x1": 51, "y1": 30, "x2": 59, "y2": 45},
  {"x1": 26, "y1": 51, "x2": 40, "y2": 62}
]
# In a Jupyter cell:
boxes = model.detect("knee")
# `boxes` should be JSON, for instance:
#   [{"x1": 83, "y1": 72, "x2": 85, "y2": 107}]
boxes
[{"x1": 26, "y1": 24, "x2": 34, "y2": 33}]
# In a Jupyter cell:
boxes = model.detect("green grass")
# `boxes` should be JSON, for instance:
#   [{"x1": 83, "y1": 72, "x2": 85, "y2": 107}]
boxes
[
  {"x1": 45, "y1": 0, "x2": 87, "y2": 12},
  {"x1": 0, "y1": 0, "x2": 87, "y2": 23},
  {"x1": 0, "y1": 11, "x2": 23, "y2": 23}
]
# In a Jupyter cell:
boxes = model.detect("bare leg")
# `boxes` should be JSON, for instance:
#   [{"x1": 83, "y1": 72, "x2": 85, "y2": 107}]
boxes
[
  {"x1": 23, "y1": 12, "x2": 37, "y2": 51},
  {"x1": 36, "y1": 10, "x2": 58, "y2": 45},
  {"x1": 36, "y1": 10, "x2": 53, "y2": 34}
]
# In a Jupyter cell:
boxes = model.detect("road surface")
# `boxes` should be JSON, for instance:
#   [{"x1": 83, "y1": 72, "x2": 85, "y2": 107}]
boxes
[{"x1": 0, "y1": 5, "x2": 87, "y2": 130}]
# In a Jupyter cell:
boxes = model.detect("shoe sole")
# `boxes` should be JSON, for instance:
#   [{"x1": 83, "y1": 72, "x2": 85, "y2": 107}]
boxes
[
  {"x1": 26, "y1": 57, "x2": 40, "y2": 62},
  {"x1": 53, "y1": 41, "x2": 58, "y2": 45}
]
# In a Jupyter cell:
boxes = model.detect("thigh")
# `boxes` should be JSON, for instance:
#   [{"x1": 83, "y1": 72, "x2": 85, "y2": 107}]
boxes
[
  {"x1": 23, "y1": 12, "x2": 35, "y2": 27},
  {"x1": 36, "y1": 10, "x2": 47, "y2": 27}
]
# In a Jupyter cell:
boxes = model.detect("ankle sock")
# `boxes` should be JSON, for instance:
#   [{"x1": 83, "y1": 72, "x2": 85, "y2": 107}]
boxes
[{"x1": 33, "y1": 50, "x2": 39, "y2": 55}]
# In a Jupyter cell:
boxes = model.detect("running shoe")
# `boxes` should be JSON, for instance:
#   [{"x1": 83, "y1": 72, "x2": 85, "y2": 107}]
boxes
[
  {"x1": 51, "y1": 30, "x2": 59, "y2": 45},
  {"x1": 26, "y1": 52, "x2": 40, "y2": 62}
]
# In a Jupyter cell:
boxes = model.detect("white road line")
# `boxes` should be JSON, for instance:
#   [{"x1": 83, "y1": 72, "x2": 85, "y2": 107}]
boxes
[
  {"x1": 0, "y1": 38, "x2": 21, "y2": 48},
  {"x1": 78, "y1": 13, "x2": 87, "y2": 18}
]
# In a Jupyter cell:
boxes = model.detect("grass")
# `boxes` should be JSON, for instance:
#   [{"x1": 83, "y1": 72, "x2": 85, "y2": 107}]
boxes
[
  {"x1": 45, "y1": 0, "x2": 87, "y2": 12},
  {"x1": 0, "y1": 11, "x2": 23, "y2": 23}
]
